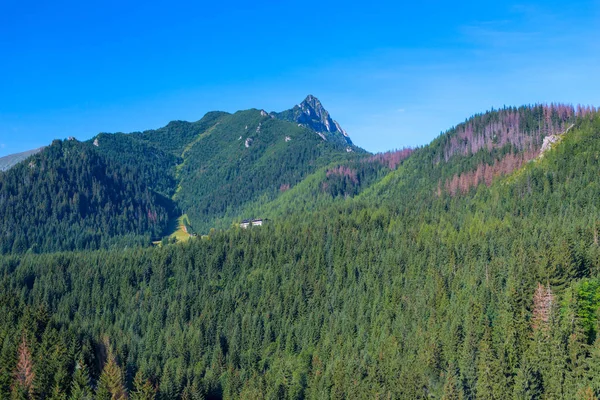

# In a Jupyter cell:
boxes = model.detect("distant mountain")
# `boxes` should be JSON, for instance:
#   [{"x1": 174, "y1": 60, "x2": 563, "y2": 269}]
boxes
[
  {"x1": 88, "y1": 96, "x2": 363, "y2": 234},
  {"x1": 173, "y1": 108, "x2": 360, "y2": 232},
  {"x1": 0, "y1": 95, "x2": 371, "y2": 254},
  {"x1": 273, "y1": 95, "x2": 353, "y2": 146},
  {"x1": 0, "y1": 147, "x2": 44, "y2": 171},
  {"x1": 5, "y1": 99, "x2": 587, "y2": 255}
]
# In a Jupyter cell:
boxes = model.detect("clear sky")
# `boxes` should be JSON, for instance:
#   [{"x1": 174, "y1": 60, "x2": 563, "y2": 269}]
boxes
[{"x1": 1, "y1": 0, "x2": 599, "y2": 157}]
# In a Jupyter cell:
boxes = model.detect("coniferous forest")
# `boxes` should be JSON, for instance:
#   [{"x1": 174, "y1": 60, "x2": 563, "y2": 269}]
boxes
[{"x1": 1, "y1": 98, "x2": 600, "y2": 399}]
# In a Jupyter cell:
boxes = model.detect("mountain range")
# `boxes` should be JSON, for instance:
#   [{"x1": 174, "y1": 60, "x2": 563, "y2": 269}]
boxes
[
  {"x1": 1, "y1": 97, "x2": 599, "y2": 399},
  {"x1": 0, "y1": 95, "x2": 361, "y2": 253}
]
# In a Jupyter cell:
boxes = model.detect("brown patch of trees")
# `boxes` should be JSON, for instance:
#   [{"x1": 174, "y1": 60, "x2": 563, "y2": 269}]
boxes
[
  {"x1": 326, "y1": 166, "x2": 358, "y2": 183},
  {"x1": 532, "y1": 283, "x2": 554, "y2": 331},
  {"x1": 439, "y1": 104, "x2": 579, "y2": 164},
  {"x1": 367, "y1": 147, "x2": 414, "y2": 170},
  {"x1": 444, "y1": 150, "x2": 537, "y2": 196},
  {"x1": 13, "y1": 336, "x2": 35, "y2": 398}
]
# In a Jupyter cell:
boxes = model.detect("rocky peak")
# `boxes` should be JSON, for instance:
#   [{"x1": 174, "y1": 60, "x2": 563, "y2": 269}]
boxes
[{"x1": 273, "y1": 95, "x2": 352, "y2": 146}]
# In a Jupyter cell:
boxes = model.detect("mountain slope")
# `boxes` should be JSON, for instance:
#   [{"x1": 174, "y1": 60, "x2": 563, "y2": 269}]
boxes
[
  {"x1": 84, "y1": 97, "x2": 362, "y2": 233},
  {"x1": 70, "y1": 96, "x2": 362, "y2": 235},
  {"x1": 0, "y1": 139, "x2": 171, "y2": 254},
  {"x1": 90, "y1": 132, "x2": 180, "y2": 198},
  {"x1": 361, "y1": 104, "x2": 580, "y2": 206},
  {"x1": 0, "y1": 111, "x2": 599, "y2": 398},
  {"x1": 174, "y1": 108, "x2": 361, "y2": 231}
]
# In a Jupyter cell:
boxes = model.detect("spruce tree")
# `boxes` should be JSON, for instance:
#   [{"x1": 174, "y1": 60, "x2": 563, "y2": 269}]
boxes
[
  {"x1": 96, "y1": 348, "x2": 127, "y2": 400},
  {"x1": 476, "y1": 329, "x2": 503, "y2": 399},
  {"x1": 69, "y1": 360, "x2": 93, "y2": 400},
  {"x1": 441, "y1": 363, "x2": 461, "y2": 400},
  {"x1": 130, "y1": 369, "x2": 155, "y2": 400}
]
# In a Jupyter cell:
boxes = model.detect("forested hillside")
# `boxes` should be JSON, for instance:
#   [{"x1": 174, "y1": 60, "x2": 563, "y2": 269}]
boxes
[
  {"x1": 173, "y1": 109, "x2": 361, "y2": 232},
  {"x1": 0, "y1": 139, "x2": 171, "y2": 254},
  {"x1": 0, "y1": 109, "x2": 599, "y2": 398}
]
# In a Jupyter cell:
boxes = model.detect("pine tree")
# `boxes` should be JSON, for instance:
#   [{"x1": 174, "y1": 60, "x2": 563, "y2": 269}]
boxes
[
  {"x1": 577, "y1": 386, "x2": 598, "y2": 400},
  {"x1": 0, "y1": 335, "x2": 17, "y2": 398},
  {"x1": 512, "y1": 349, "x2": 543, "y2": 400},
  {"x1": 441, "y1": 363, "x2": 461, "y2": 400},
  {"x1": 96, "y1": 347, "x2": 127, "y2": 400},
  {"x1": 476, "y1": 329, "x2": 504, "y2": 399},
  {"x1": 48, "y1": 383, "x2": 67, "y2": 400},
  {"x1": 69, "y1": 360, "x2": 93, "y2": 400},
  {"x1": 130, "y1": 370, "x2": 155, "y2": 400},
  {"x1": 587, "y1": 336, "x2": 600, "y2": 396},
  {"x1": 10, "y1": 384, "x2": 28, "y2": 400},
  {"x1": 181, "y1": 378, "x2": 206, "y2": 400},
  {"x1": 566, "y1": 326, "x2": 590, "y2": 398},
  {"x1": 531, "y1": 283, "x2": 553, "y2": 331}
]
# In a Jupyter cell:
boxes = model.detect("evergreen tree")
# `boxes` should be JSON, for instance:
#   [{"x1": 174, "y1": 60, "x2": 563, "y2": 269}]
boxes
[
  {"x1": 441, "y1": 363, "x2": 461, "y2": 400},
  {"x1": 69, "y1": 360, "x2": 93, "y2": 400},
  {"x1": 476, "y1": 329, "x2": 504, "y2": 399},
  {"x1": 96, "y1": 347, "x2": 127, "y2": 400},
  {"x1": 130, "y1": 370, "x2": 155, "y2": 400}
]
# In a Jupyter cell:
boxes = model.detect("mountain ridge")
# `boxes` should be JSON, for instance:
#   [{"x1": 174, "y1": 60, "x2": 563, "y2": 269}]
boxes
[{"x1": 1, "y1": 100, "x2": 595, "y2": 253}]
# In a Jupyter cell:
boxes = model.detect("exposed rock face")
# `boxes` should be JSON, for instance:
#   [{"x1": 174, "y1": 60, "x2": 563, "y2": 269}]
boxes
[
  {"x1": 245, "y1": 138, "x2": 253, "y2": 148},
  {"x1": 273, "y1": 95, "x2": 353, "y2": 146},
  {"x1": 539, "y1": 124, "x2": 574, "y2": 157},
  {"x1": 540, "y1": 135, "x2": 560, "y2": 155}
]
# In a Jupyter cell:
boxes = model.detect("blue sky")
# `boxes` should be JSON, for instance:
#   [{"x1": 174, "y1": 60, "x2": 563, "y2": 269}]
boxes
[{"x1": 0, "y1": 0, "x2": 599, "y2": 156}]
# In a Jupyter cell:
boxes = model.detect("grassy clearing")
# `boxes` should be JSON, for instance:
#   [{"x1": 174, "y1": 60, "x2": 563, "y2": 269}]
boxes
[
  {"x1": 153, "y1": 214, "x2": 193, "y2": 245},
  {"x1": 171, "y1": 214, "x2": 192, "y2": 241}
]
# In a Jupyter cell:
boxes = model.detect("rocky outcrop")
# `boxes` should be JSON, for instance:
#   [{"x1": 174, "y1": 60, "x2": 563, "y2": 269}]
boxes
[
  {"x1": 540, "y1": 135, "x2": 561, "y2": 155},
  {"x1": 273, "y1": 95, "x2": 353, "y2": 146},
  {"x1": 539, "y1": 123, "x2": 574, "y2": 158}
]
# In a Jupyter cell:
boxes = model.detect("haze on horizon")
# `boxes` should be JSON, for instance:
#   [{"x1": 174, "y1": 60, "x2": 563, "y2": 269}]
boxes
[{"x1": 0, "y1": 0, "x2": 599, "y2": 157}]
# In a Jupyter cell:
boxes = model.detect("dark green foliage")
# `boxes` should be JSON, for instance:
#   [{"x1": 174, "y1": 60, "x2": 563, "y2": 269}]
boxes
[
  {"x1": 0, "y1": 139, "x2": 171, "y2": 254},
  {"x1": 131, "y1": 112, "x2": 230, "y2": 157},
  {"x1": 131, "y1": 370, "x2": 156, "y2": 400},
  {"x1": 69, "y1": 360, "x2": 93, "y2": 400},
  {"x1": 91, "y1": 133, "x2": 179, "y2": 198}
]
